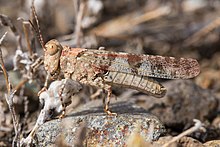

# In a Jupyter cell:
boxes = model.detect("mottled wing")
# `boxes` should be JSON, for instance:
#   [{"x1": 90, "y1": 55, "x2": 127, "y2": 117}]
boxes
[{"x1": 81, "y1": 49, "x2": 200, "y2": 79}]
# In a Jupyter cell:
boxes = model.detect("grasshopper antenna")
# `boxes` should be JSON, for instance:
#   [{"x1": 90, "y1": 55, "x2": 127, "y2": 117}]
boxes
[{"x1": 29, "y1": 0, "x2": 46, "y2": 51}]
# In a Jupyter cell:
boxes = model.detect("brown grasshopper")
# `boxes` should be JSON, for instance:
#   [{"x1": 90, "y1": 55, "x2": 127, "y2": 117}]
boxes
[
  {"x1": 43, "y1": 40, "x2": 200, "y2": 115},
  {"x1": 30, "y1": 5, "x2": 200, "y2": 116}
]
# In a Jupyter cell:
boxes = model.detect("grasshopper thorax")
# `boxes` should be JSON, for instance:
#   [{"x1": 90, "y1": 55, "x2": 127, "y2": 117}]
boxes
[{"x1": 44, "y1": 39, "x2": 63, "y2": 79}]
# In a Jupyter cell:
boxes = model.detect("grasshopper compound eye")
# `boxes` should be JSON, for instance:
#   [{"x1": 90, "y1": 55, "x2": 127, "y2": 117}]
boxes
[{"x1": 45, "y1": 42, "x2": 58, "y2": 55}]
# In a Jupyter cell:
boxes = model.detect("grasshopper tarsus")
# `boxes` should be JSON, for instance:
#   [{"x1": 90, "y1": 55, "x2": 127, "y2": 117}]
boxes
[
  {"x1": 59, "y1": 110, "x2": 66, "y2": 119},
  {"x1": 38, "y1": 87, "x2": 47, "y2": 96},
  {"x1": 104, "y1": 109, "x2": 117, "y2": 116}
]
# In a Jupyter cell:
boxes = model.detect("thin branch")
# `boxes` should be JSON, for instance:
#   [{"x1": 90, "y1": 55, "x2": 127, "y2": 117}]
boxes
[
  {"x1": 0, "y1": 32, "x2": 7, "y2": 44},
  {"x1": 0, "y1": 32, "x2": 20, "y2": 147},
  {"x1": 14, "y1": 78, "x2": 29, "y2": 92},
  {"x1": 7, "y1": 90, "x2": 19, "y2": 147},
  {"x1": 162, "y1": 119, "x2": 204, "y2": 147},
  {"x1": 184, "y1": 17, "x2": 220, "y2": 46},
  {"x1": 0, "y1": 32, "x2": 10, "y2": 92}
]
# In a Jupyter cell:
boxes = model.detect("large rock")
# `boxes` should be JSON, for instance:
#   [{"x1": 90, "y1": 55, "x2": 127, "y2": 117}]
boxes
[{"x1": 33, "y1": 99, "x2": 165, "y2": 146}]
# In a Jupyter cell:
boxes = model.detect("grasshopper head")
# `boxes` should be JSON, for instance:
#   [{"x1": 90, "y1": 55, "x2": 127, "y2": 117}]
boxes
[{"x1": 44, "y1": 39, "x2": 63, "y2": 79}]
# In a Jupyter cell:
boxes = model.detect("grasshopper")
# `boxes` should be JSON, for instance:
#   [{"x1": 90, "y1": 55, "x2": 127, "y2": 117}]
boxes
[
  {"x1": 42, "y1": 39, "x2": 200, "y2": 115},
  {"x1": 30, "y1": 5, "x2": 200, "y2": 116}
]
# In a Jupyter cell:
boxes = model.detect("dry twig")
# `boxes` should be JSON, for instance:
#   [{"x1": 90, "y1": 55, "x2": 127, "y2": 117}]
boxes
[
  {"x1": 0, "y1": 32, "x2": 20, "y2": 147},
  {"x1": 184, "y1": 17, "x2": 220, "y2": 46},
  {"x1": 90, "y1": 6, "x2": 170, "y2": 37},
  {"x1": 20, "y1": 79, "x2": 82, "y2": 146},
  {"x1": 162, "y1": 119, "x2": 205, "y2": 147}
]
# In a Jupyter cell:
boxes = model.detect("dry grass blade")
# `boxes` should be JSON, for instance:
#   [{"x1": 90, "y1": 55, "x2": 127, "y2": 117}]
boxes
[
  {"x1": 0, "y1": 32, "x2": 20, "y2": 147},
  {"x1": 162, "y1": 119, "x2": 204, "y2": 147},
  {"x1": 0, "y1": 32, "x2": 7, "y2": 44},
  {"x1": 0, "y1": 32, "x2": 10, "y2": 91},
  {"x1": 184, "y1": 17, "x2": 220, "y2": 46},
  {"x1": 90, "y1": 6, "x2": 170, "y2": 37},
  {"x1": 21, "y1": 79, "x2": 82, "y2": 146}
]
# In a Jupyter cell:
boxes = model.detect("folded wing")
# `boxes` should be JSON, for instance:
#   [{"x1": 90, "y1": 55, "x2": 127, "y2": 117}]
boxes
[{"x1": 80, "y1": 50, "x2": 200, "y2": 79}]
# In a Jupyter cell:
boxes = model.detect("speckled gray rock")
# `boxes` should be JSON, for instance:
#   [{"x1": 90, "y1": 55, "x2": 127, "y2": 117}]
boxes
[{"x1": 33, "y1": 100, "x2": 165, "y2": 146}]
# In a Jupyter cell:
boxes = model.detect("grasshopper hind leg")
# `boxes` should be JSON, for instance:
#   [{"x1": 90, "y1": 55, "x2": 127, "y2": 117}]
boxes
[
  {"x1": 103, "y1": 85, "x2": 117, "y2": 116},
  {"x1": 84, "y1": 76, "x2": 117, "y2": 116}
]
